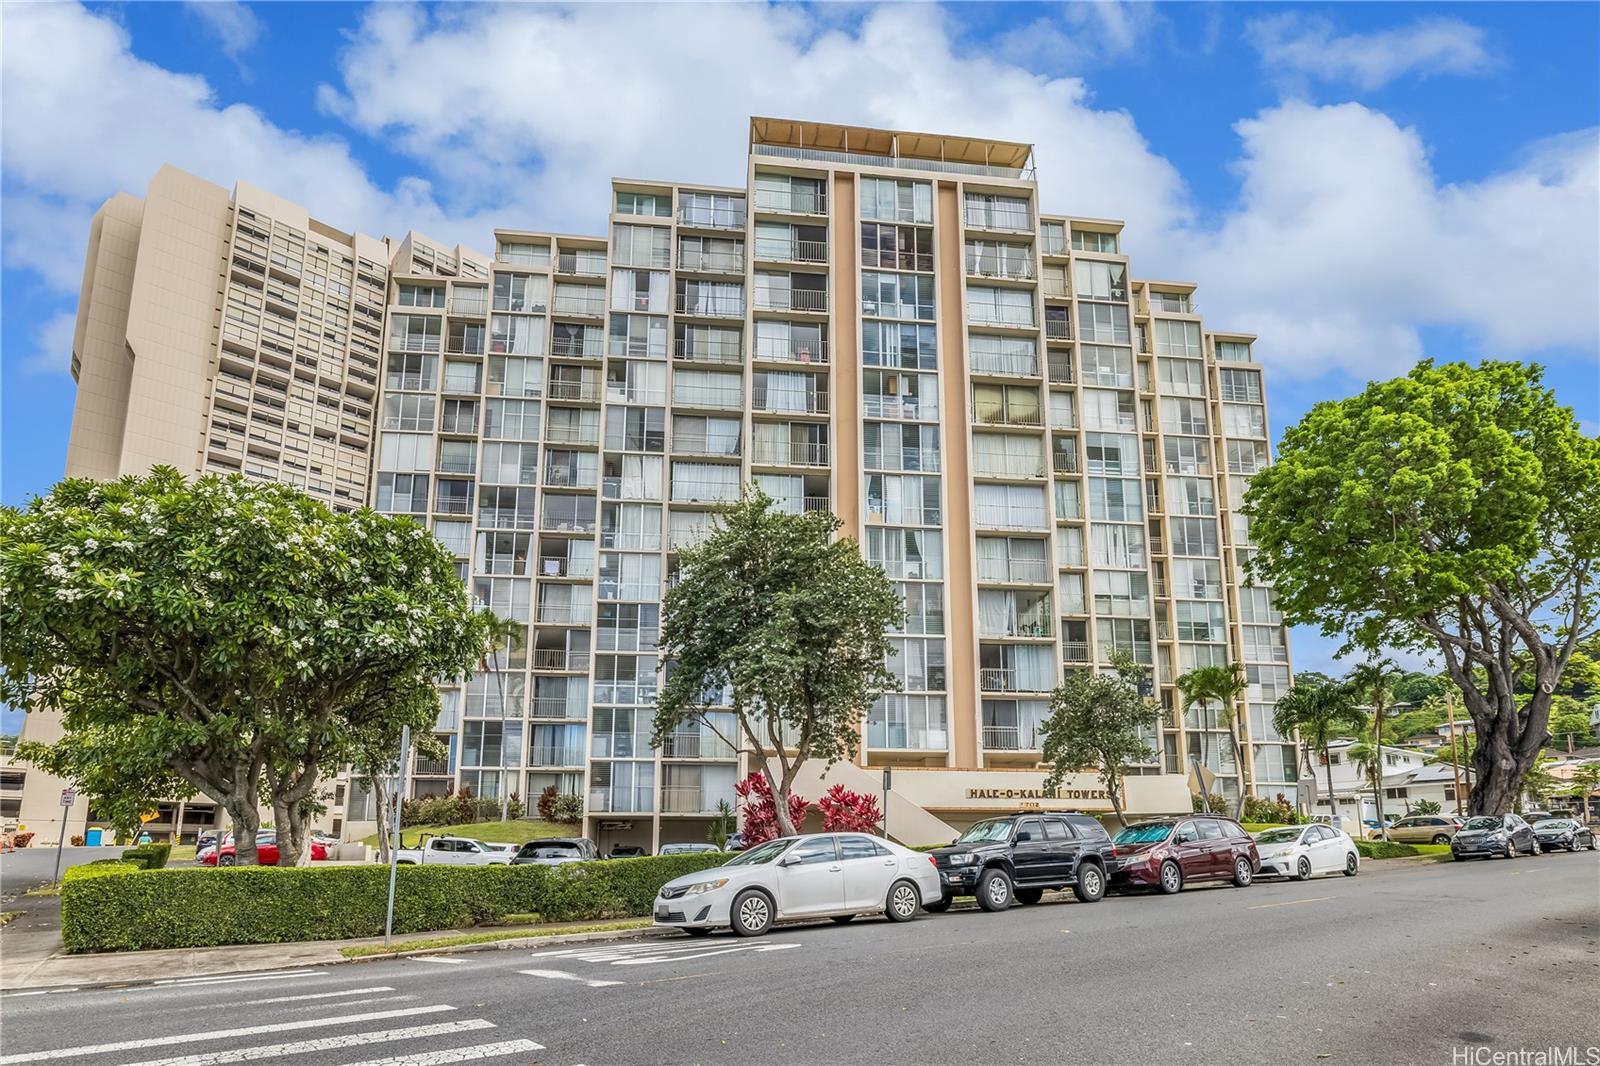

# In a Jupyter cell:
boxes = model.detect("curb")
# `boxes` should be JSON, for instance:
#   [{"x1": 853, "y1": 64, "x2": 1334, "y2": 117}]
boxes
[{"x1": 337, "y1": 923, "x2": 674, "y2": 964}]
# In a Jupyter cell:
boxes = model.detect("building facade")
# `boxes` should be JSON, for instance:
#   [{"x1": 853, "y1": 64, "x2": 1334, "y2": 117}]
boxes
[{"x1": 10, "y1": 118, "x2": 1295, "y2": 849}]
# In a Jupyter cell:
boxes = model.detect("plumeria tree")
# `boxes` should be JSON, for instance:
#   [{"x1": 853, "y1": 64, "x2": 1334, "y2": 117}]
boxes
[
  {"x1": 0, "y1": 469, "x2": 496, "y2": 865},
  {"x1": 654, "y1": 490, "x2": 901, "y2": 838}
]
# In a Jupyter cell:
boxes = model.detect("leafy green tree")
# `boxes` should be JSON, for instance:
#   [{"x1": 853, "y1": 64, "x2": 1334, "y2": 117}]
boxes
[
  {"x1": 1566, "y1": 764, "x2": 1600, "y2": 818},
  {"x1": 1521, "y1": 756, "x2": 1563, "y2": 810},
  {"x1": 1347, "y1": 659, "x2": 1404, "y2": 838},
  {"x1": 1546, "y1": 699, "x2": 1594, "y2": 748},
  {"x1": 1273, "y1": 675, "x2": 1364, "y2": 819},
  {"x1": 1175, "y1": 663, "x2": 1250, "y2": 819},
  {"x1": 1391, "y1": 671, "x2": 1446, "y2": 709},
  {"x1": 654, "y1": 490, "x2": 901, "y2": 837},
  {"x1": 1386, "y1": 696, "x2": 1447, "y2": 746},
  {"x1": 1039, "y1": 653, "x2": 1160, "y2": 825},
  {"x1": 1244, "y1": 361, "x2": 1600, "y2": 814},
  {"x1": 0, "y1": 470, "x2": 496, "y2": 865},
  {"x1": 1412, "y1": 799, "x2": 1443, "y2": 815}
]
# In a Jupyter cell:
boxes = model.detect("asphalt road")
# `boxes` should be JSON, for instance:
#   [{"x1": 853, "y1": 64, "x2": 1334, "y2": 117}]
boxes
[
  {"x1": 0, "y1": 846, "x2": 133, "y2": 896},
  {"x1": 2, "y1": 850, "x2": 1596, "y2": 1066}
]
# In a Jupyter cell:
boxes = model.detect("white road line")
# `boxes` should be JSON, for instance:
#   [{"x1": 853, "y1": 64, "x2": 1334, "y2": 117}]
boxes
[
  {"x1": 0, "y1": 1004, "x2": 456, "y2": 1064},
  {"x1": 0, "y1": 989, "x2": 79, "y2": 999},
  {"x1": 412, "y1": 957, "x2": 464, "y2": 965},
  {"x1": 249, "y1": 987, "x2": 396, "y2": 1006},
  {"x1": 154, "y1": 971, "x2": 327, "y2": 989},
  {"x1": 1247, "y1": 896, "x2": 1334, "y2": 910},
  {"x1": 529, "y1": 941, "x2": 800, "y2": 967},
  {"x1": 341, "y1": 1041, "x2": 544, "y2": 1066},
  {"x1": 117, "y1": 1020, "x2": 496, "y2": 1066},
  {"x1": 518, "y1": 969, "x2": 625, "y2": 989},
  {"x1": 612, "y1": 943, "x2": 800, "y2": 966}
]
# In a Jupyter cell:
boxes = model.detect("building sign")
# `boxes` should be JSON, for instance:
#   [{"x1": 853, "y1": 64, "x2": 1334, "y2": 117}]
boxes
[{"x1": 965, "y1": 787, "x2": 1110, "y2": 802}]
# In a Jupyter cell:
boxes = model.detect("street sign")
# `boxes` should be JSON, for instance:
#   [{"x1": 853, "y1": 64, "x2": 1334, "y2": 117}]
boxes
[
  {"x1": 881, "y1": 768, "x2": 892, "y2": 792},
  {"x1": 139, "y1": 808, "x2": 159, "y2": 823},
  {"x1": 59, "y1": 789, "x2": 76, "y2": 807}
]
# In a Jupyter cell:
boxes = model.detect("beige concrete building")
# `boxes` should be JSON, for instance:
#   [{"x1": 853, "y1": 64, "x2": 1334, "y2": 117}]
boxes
[{"x1": 9, "y1": 118, "x2": 1295, "y2": 850}]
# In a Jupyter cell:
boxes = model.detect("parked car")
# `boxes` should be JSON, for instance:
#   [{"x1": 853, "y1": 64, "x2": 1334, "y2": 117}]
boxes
[
  {"x1": 929, "y1": 812, "x2": 1115, "y2": 912},
  {"x1": 511, "y1": 838, "x2": 600, "y2": 866},
  {"x1": 725, "y1": 832, "x2": 746, "y2": 851},
  {"x1": 206, "y1": 833, "x2": 328, "y2": 866},
  {"x1": 1521, "y1": 810, "x2": 1554, "y2": 824},
  {"x1": 609, "y1": 845, "x2": 649, "y2": 859},
  {"x1": 1375, "y1": 815, "x2": 1464, "y2": 844},
  {"x1": 1253, "y1": 824, "x2": 1360, "y2": 880},
  {"x1": 1451, "y1": 814, "x2": 1539, "y2": 859},
  {"x1": 1531, "y1": 818, "x2": 1597, "y2": 852},
  {"x1": 659, "y1": 842, "x2": 722, "y2": 855},
  {"x1": 652, "y1": 833, "x2": 942, "y2": 937},
  {"x1": 1111, "y1": 816, "x2": 1260, "y2": 894},
  {"x1": 394, "y1": 835, "x2": 512, "y2": 866}
]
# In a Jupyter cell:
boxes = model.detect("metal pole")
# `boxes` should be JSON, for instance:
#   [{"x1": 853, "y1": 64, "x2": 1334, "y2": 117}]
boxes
[
  {"x1": 51, "y1": 808, "x2": 68, "y2": 883},
  {"x1": 1445, "y1": 692, "x2": 1465, "y2": 817},
  {"x1": 881, "y1": 768, "x2": 891, "y2": 842},
  {"x1": 383, "y1": 724, "x2": 411, "y2": 949}
]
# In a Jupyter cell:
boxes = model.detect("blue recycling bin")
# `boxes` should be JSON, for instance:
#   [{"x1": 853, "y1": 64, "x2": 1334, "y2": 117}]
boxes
[{"x1": 85, "y1": 828, "x2": 103, "y2": 847}]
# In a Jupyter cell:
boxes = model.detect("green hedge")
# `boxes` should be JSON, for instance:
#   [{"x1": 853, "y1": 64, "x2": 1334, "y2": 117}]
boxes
[
  {"x1": 1355, "y1": 839, "x2": 1420, "y2": 859},
  {"x1": 119, "y1": 843, "x2": 172, "y2": 870},
  {"x1": 64, "y1": 861, "x2": 143, "y2": 882},
  {"x1": 61, "y1": 853, "x2": 729, "y2": 954}
]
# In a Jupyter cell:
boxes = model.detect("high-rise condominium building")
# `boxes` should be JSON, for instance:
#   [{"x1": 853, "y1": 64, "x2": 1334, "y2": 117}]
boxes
[{"x1": 11, "y1": 119, "x2": 1294, "y2": 850}]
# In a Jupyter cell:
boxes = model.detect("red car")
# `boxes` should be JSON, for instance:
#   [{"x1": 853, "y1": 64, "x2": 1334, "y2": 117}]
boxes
[
  {"x1": 201, "y1": 833, "x2": 327, "y2": 866},
  {"x1": 1110, "y1": 816, "x2": 1259, "y2": 893}
]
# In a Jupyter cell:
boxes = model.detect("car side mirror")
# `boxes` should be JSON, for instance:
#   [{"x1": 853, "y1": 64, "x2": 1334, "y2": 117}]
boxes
[{"x1": 778, "y1": 855, "x2": 798, "y2": 867}]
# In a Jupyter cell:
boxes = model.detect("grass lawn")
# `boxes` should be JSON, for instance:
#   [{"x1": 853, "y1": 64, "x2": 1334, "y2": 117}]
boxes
[
  {"x1": 361, "y1": 819, "x2": 575, "y2": 848},
  {"x1": 169, "y1": 845, "x2": 196, "y2": 862},
  {"x1": 1413, "y1": 843, "x2": 1452, "y2": 855}
]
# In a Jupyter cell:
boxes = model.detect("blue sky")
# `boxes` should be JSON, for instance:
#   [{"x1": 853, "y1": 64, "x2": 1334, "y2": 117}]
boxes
[{"x1": 2, "y1": 1, "x2": 1597, "y2": 677}]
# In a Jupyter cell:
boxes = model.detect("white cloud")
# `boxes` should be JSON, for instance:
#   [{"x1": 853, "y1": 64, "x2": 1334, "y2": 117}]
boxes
[
  {"x1": 1247, "y1": 14, "x2": 1495, "y2": 92},
  {"x1": 991, "y1": 1, "x2": 1158, "y2": 70},
  {"x1": 184, "y1": 0, "x2": 264, "y2": 59},
  {"x1": 20, "y1": 309, "x2": 77, "y2": 376}
]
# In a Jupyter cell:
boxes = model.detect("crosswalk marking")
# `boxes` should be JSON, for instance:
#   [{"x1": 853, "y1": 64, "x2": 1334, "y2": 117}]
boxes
[
  {"x1": 340, "y1": 1040, "x2": 545, "y2": 1065},
  {"x1": 249, "y1": 987, "x2": 396, "y2": 1006},
  {"x1": 518, "y1": 968, "x2": 624, "y2": 988},
  {"x1": 0, "y1": 1004, "x2": 456, "y2": 1064},
  {"x1": 116, "y1": 1020, "x2": 497, "y2": 1066},
  {"x1": 529, "y1": 941, "x2": 801, "y2": 967}
]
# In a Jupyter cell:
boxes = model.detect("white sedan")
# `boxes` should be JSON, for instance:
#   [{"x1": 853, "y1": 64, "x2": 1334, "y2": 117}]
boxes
[
  {"x1": 652, "y1": 833, "x2": 944, "y2": 937},
  {"x1": 1253, "y1": 824, "x2": 1360, "y2": 880}
]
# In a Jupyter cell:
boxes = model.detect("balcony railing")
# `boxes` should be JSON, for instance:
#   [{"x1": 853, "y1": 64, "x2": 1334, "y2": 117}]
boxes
[
  {"x1": 530, "y1": 746, "x2": 587, "y2": 767},
  {"x1": 980, "y1": 668, "x2": 1017, "y2": 693},
  {"x1": 753, "y1": 441, "x2": 830, "y2": 467},
  {"x1": 756, "y1": 239, "x2": 827, "y2": 264},
  {"x1": 1047, "y1": 358, "x2": 1074, "y2": 384},
  {"x1": 754, "y1": 288, "x2": 828, "y2": 313},
  {"x1": 542, "y1": 467, "x2": 597, "y2": 491},
  {"x1": 537, "y1": 603, "x2": 592, "y2": 625},
  {"x1": 533, "y1": 649, "x2": 590, "y2": 672},
  {"x1": 1062, "y1": 640, "x2": 1090, "y2": 663},
  {"x1": 971, "y1": 351, "x2": 1039, "y2": 378},
  {"x1": 676, "y1": 296, "x2": 746, "y2": 318},
  {"x1": 545, "y1": 424, "x2": 600, "y2": 445},
  {"x1": 753, "y1": 142, "x2": 1033, "y2": 181},
  {"x1": 1045, "y1": 320, "x2": 1072, "y2": 341},
  {"x1": 661, "y1": 731, "x2": 737, "y2": 760},
  {"x1": 547, "y1": 380, "x2": 602, "y2": 403},
  {"x1": 974, "y1": 407, "x2": 1044, "y2": 428},
  {"x1": 978, "y1": 558, "x2": 1049, "y2": 583},
  {"x1": 674, "y1": 383, "x2": 744, "y2": 409},
  {"x1": 662, "y1": 786, "x2": 737, "y2": 814},
  {"x1": 552, "y1": 295, "x2": 607, "y2": 316},
  {"x1": 982, "y1": 725, "x2": 1043, "y2": 751},
  {"x1": 478, "y1": 507, "x2": 535, "y2": 529},
  {"x1": 968, "y1": 306, "x2": 1036, "y2": 328},
  {"x1": 531, "y1": 697, "x2": 581, "y2": 719},
  {"x1": 1052, "y1": 452, "x2": 1079, "y2": 474},
  {"x1": 754, "y1": 339, "x2": 828, "y2": 365},
  {"x1": 678, "y1": 207, "x2": 746, "y2": 230},
  {"x1": 556, "y1": 253, "x2": 607, "y2": 277},
  {"x1": 754, "y1": 187, "x2": 828, "y2": 214},
  {"x1": 673, "y1": 340, "x2": 744, "y2": 365},
  {"x1": 679, "y1": 250, "x2": 745, "y2": 274},
  {"x1": 967, "y1": 258, "x2": 1035, "y2": 281},
  {"x1": 863, "y1": 396, "x2": 935, "y2": 421},
  {"x1": 754, "y1": 391, "x2": 829, "y2": 415},
  {"x1": 589, "y1": 787, "x2": 655, "y2": 814}
]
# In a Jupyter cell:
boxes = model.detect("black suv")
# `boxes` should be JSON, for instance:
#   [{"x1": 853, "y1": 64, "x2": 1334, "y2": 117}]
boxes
[{"x1": 928, "y1": 812, "x2": 1116, "y2": 912}]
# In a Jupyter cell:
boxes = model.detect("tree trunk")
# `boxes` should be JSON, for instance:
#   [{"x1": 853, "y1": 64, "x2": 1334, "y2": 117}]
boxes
[
  {"x1": 1373, "y1": 707, "x2": 1389, "y2": 840},
  {"x1": 273, "y1": 794, "x2": 312, "y2": 868},
  {"x1": 770, "y1": 759, "x2": 801, "y2": 838},
  {"x1": 1107, "y1": 774, "x2": 1125, "y2": 830},
  {"x1": 369, "y1": 769, "x2": 391, "y2": 864},
  {"x1": 1229, "y1": 728, "x2": 1248, "y2": 822},
  {"x1": 1322, "y1": 745, "x2": 1338, "y2": 828},
  {"x1": 225, "y1": 794, "x2": 260, "y2": 865}
]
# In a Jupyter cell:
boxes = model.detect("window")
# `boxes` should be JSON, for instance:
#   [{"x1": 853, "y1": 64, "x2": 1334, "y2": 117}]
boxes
[
  {"x1": 1096, "y1": 618, "x2": 1152, "y2": 664},
  {"x1": 1163, "y1": 436, "x2": 1211, "y2": 475},
  {"x1": 966, "y1": 286, "x2": 1034, "y2": 328},
  {"x1": 866, "y1": 474, "x2": 942, "y2": 525},
  {"x1": 973, "y1": 484, "x2": 1048, "y2": 530},
  {"x1": 1154, "y1": 319, "x2": 1203, "y2": 359},
  {"x1": 1161, "y1": 398, "x2": 1209, "y2": 435},
  {"x1": 382, "y1": 393, "x2": 435, "y2": 430},
  {"x1": 1081, "y1": 389, "x2": 1136, "y2": 431},
  {"x1": 497, "y1": 240, "x2": 550, "y2": 266},
  {"x1": 1085, "y1": 432, "x2": 1139, "y2": 475},
  {"x1": 968, "y1": 334, "x2": 1037, "y2": 377},
  {"x1": 1167, "y1": 476, "x2": 1216, "y2": 517},
  {"x1": 676, "y1": 278, "x2": 744, "y2": 317},
  {"x1": 1093, "y1": 570, "x2": 1149, "y2": 616},
  {"x1": 756, "y1": 172, "x2": 829, "y2": 213},
  {"x1": 860, "y1": 177, "x2": 933, "y2": 223},
  {"x1": 1090, "y1": 523, "x2": 1146, "y2": 568},
  {"x1": 678, "y1": 234, "x2": 743, "y2": 273},
  {"x1": 398, "y1": 283, "x2": 444, "y2": 308},
  {"x1": 1039, "y1": 221, "x2": 1067, "y2": 255},
  {"x1": 1078, "y1": 302, "x2": 1130, "y2": 343},
  {"x1": 972, "y1": 384, "x2": 1042, "y2": 427},
  {"x1": 1226, "y1": 440, "x2": 1270, "y2": 474},
  {"x1": 611, "y1": 224, "x2": 671, "y2": 268},
  {"x1": 616, "y1": 190, "x2": 670, "y2": 217},
  {"x1": 863, "y1": 322, "x2": 936, "y2": 369},
  {"x1": 608, "y1": 314, "x2": 668, "y2": 359},
  {"x1": 1223, "y1": 403, "x2": 1267, "y2": 439},
  {"x1": 678, "y1": 191, "x2": 746, "y2": 228},
  {"x1": 869, "y1": 694, "x2": 948, "y2": 749},
  {"x1": 489, "y1": 355, "x2": 542, "y2": 398},
  {"x1": 489, "y1": 314, "x2": 544, "y2": 357},
  {"x1": 1158, "y1": 357, "x2": 1206, "y2": 398},
  {"x1": 863, "y1": 271, "x2": 935, "y2": 321},
  {"x1": 1081, "y1": 345, "x2": 1133, "y2": 388},
  {"x1": 484, "y1": 399, "x2": 540, "y2": 441},
  {"x1": 866, "y1": 223, "x2": 935, "y2": 271},
  {"x1": 1074, "y1": 261, "x2": 1127, "y2": 301},
  {"x1": 1170, "y1": 517, "x2": 1220, "y2": 557},
  {"x1": 1071, "y1": 229, "x2": 1119, "y2": 253},
  {"x1": 964, "y1": 192, "x2": 1032, "y2": 231},
  {"x1": 481, "y1": 442, "x2": 538, "y2": 485},
  {"x1": 1088, "y1": 477, "x2": 1143, "y2": 522},
  {"x1": 389, "y1": 316, "x2": 441, "y2": 353},
  {"x1": 965, "y1": 239, "x2": 1032, "y2": 279},
  {"x1": 493, "y1": 274, "x2": 548, "y2": 314},
  {"x1": 375, "y1": 473, "x2": 428, "y2": 513},
  {"x1": 604, "y1": 406, "x2": 665, "y2": 452},
  {"x1": 867, "y1": 527, "x2": 945, "y2": 580},
  {"x1": 1216, "y1": 340, "x2": 1252, "y2": 362}
]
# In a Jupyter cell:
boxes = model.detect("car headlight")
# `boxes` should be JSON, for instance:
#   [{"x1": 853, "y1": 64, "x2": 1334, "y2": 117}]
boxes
[
  {"x1": 946, "y1": 853, "x2": 976, "y2": 866},
  {"x1": 683, "y1": 879, "x2": 729, "y2": 896}
]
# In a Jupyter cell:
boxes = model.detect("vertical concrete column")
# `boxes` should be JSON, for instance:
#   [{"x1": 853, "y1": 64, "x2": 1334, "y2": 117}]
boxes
[{"x1": 830, "y1": 171, "x2": 861, "y2": 539}]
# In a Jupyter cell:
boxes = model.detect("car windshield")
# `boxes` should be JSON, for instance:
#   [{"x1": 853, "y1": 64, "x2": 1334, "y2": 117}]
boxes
[
  {"x1": 520, "y1": 842, "x2": 580, "y2": 858},
  {"x1": 956, "y1": 820, "x2": 1015, "y2": 844},
  {"x1": 723, "y1": 839, "x2": 791, "y2": 866},
  {"x1": 1534, "y1": 820, "x2": 1573, "y2": 829},
  {"x1": 1256, "y1": 827, "x2": 1305, "y2": 845},
  {"x1": 1115, "y1": 824, "x2": 1173, "y2": 845},
  {"x1": 1462, "y1": 817, "x2": 1502, "y2": 831}
]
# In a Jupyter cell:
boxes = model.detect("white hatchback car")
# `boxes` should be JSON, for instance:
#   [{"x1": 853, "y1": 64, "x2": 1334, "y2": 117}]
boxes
[
  {"x1": 652, "y1": 833, "x2": 943, "y2": 937},
  {"x1": 1253, "y1": 823, "x2": 1360, "y2": 880}
]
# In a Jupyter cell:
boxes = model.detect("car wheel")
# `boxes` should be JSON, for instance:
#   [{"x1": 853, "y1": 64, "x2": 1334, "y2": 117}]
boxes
[
  {"x1": 1073, "y1": 863, "x2": 1106, "y2": 903},
  {"x1": 683, "y1": 927, "x2": 713, "y2": 937},
  {"x1": 1504, "y1": 840, "x2": 1516, "y2": 860},
  {"x1": 885, "y1": 880, "x2": 920, "y2": 923},
  {"x1": 1588, "y1": 836, "x2": 1597, "y2": 851},
  {"x1": 1343, "y1": 852, "x2": 1359, "y2": 877},
  {"x1": 976, "y1": 867, "x2": 1013, "y2": 912},
  {"x1": 1015, "y1": 888, "x2": 1044, "y2": 905},
  {"x1": 922, "y1": 894, "x2": 953, "y2": 913},
  {"x1": 1231, "y1": 856, "x2": 1254, "y2": 887},
  {"x1": 1432, "y1": 834, "x2": 1451, "y2": 845},
  {"x1": 1530, "y1": 839, "x2": 1541, "y2": 856},
  {"x1": 730, "y1": 889, "x2": 773, "y2": 937},
  {"x1": 1158, "y1": 860, "x2": 1183, "y2": 895},
  {"x1": 218, "y1": 855, "x2": 235, "y2": 867},
  {"x1": 1295, "y1": 856, "x2": 1313, "y2": 881}
]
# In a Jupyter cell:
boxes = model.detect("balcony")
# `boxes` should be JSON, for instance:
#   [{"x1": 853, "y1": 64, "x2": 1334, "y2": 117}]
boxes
[
  {"x1": 753, "y1": 142, "x2": 1033, "y2": 181},
  {"x1": 662, "y1": 786, "x2": 737, "y2": 814},
  {"x1": 552, "y1": 294, "x2": 607, "y2": 317},
  {"x1": 753, "y1": 441, "x2": 830, "y2": 467},
  {"x1": 753, "y1": 338, "x2": 828, "y2": 365},
  {"x1": 977, "y1": 558, "x2": 1049, "y2": 584},
  {"x1": 974, "y1": 406, "x2": 1043, "y2": 429},
  {"x1": 756, "y1": 239, "x2": 827, "y2": 264},
  {"x1": 678, "y1": 206, "x2": 745, "y2": 230},
  {"x1": 673, "y1": 339, "x2": 744, "y2": 365},
  {"x1": 533, "y1": 649, "x2": 590, "y2": 672},
  {"x1": 970, "y1": 351, "x2": 1039, "y2": 378},
  {"x1": 556, "y1": 253, "x2": 607, "y2": 277},
  {"x1": 676, "y1": 296, "x2": 745, "y2": 319},
  {"x1": 547, "y1": 380, "x2": 603, "y2": 403},
  {"x1": 1062, "y1": 640, "x2": 1090, "y2": 663},
  {"x1": 1052, "y1": 451, "x2": 1079, "y2": 474},
  {"x1": 754, "y1": 288, "x2": 828, "y2": 313},
  {"x1": 980, "y1": 668, "x2": 1018, "y2": 692},
  {"x1": 589, "y1": 787, "x2": 656, "y2": 814},
  {"x1": 754, "y1": 391, "x2": 829, "y2": 416},
  {"x1": 673, "y1": 382, "x2": 743, "y2": 410},
  {"x1": 968, "y1": 306, "x2": 1036, "y2": 329},
  {"x1": 1047, "y1": 358, "x2": 1074, "y2": 384},
  {"x1": 529, "y1": 746, "x2": 587, "y2": 767},
  {"x1": 661, "y1": 731, "x2": 737, "y2": 760},
  {"x1": 537, "y1": 603, "x2": 591, "y2": 626},
  {"x1": 754, "y1": 187, "x2": 828, "y2": 215},
  {"x1": 678, "y1": 250, "x2": 745, "y2": 274},
  {"x1": 982, "y1": 725, "x2": 1042, "y2": 751}
]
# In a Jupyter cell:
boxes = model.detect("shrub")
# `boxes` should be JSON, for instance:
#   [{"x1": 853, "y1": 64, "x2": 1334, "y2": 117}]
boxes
[
  {"x1": 1190, "y1": 793, "x2": 1230, "y2": 815},
  {"x1": 816, "y1": 784, "x2": 882, "y2": 833},
  {"x1": 11, "y1": 832, "x2": 35, "y2": 848},
  {"x1": 506, "y1": 792, "x2": 526, "y2": 821},
  {"x1": 70, "y1": 835, "x2": 85, "y2": 847},
  {"x1": 1242, "y1": 793, "x2": 1299, "y2": 826},
  {"x1": 65, "y1": 860, "x2": 142, "y2": 882},
  {"x1": 1355, "y1": 839, "x2": 1420, "y2": 860},
  {"x1": 1412, "y1": 799, "x2": 1443, "y2": 815},
  {"x1": 120, "y1": 843, "x2": 172, "y2": 870},
  {"x1": 60, "y1": 852, "x2": 729, "y2": 953},
  {"x1": 736, "y1": 773, "x2": 810, "y2": 846},
  {"x1": 536, "y1": 785, "x2": 559, "y2": 822},
  {"x1": 549, "y1": 793, "x2": 583, "y2": 825}
]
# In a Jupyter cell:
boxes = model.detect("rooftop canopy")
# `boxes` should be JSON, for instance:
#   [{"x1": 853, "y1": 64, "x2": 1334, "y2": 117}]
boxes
[{"x1": 750, "y1": 117, "x2": 1035, "y2": 178}]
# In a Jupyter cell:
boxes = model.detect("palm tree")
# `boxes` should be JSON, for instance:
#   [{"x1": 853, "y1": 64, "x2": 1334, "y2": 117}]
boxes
[
  {"x1": 1176, "y1": 663, "x2": 1250, "y2": 820},
  {"x1": 1346, "y1": 730, "x2": 1385, "y2": 835},
  {"x1": 1347, "y1": 659, "x2": 1403, "y2": 839},
  {"x1": 1273, "y1": 676, "x2": 1364, "y2": 825}
]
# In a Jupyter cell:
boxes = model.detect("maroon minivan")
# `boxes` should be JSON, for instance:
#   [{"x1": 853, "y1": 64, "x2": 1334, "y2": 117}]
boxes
[{"x1": 1110, "y1": 816, "x2": 1259, "y2": 893}]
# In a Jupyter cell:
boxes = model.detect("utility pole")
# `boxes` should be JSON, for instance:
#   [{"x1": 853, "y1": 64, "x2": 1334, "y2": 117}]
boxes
[
  {"x1": 383, "y1": 724, "x2": 411, "y2": 949},
  {"x1": 1445, "y1": 691, "x2": 1466, "y2": 817}
]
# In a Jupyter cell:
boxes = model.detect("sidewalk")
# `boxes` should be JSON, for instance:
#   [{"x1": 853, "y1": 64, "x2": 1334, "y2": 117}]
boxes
[{"x1": 1, "y1": 919, "x2": 667, "y2": 991}]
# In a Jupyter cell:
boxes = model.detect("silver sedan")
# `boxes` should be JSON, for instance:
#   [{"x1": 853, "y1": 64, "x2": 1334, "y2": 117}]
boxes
[{"x1": 652, "y1": 833, "x2": 944, "y2": 937}]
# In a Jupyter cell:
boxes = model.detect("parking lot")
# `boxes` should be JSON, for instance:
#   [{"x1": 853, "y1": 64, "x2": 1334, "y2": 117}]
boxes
[{"x1": 3, "y1": 849, "x2": 1595, "y2": 1065}]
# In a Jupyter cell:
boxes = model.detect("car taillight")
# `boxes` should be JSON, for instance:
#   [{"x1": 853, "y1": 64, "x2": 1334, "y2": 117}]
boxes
[{"x1": 928, "y1": 855, "x2": 938, "y2": 867}]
